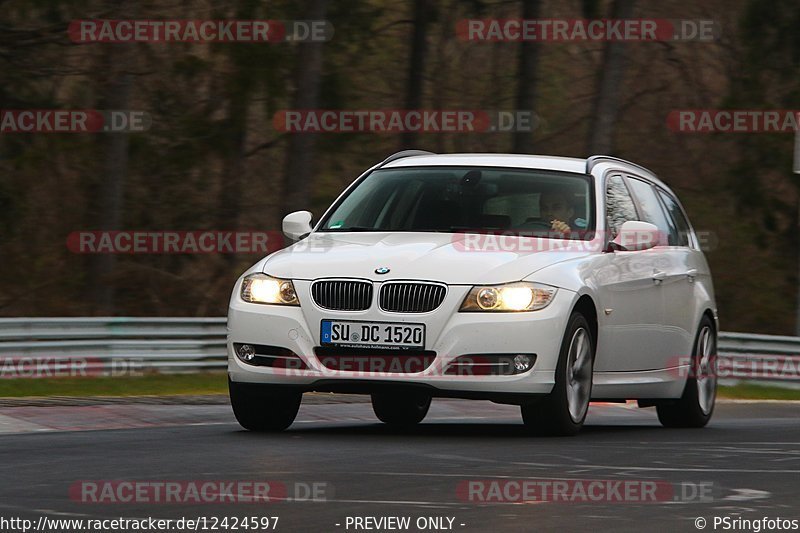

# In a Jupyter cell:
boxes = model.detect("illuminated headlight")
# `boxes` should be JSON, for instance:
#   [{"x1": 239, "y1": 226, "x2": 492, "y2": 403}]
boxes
[
  {"x1": 240, "y1": 273, "x2": 299, "y2": 306},
  {"x1": 460, "y1": 282, "x2": 556, "y2": 312}
]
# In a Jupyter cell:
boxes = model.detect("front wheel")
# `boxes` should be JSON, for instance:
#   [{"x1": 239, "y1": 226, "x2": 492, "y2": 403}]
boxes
[
  {"x1": 229, "y1": 378, "x2": 302, "y2": 432},
  {"x1": 371, "y1": 392, "x2": 431, "y2": 426},
  {"x1": 656, "y1": 316, "x2": 717, "y2": 428},
  {"x1": 521, "y1": 312, "x2": 594, "y2": 436}
]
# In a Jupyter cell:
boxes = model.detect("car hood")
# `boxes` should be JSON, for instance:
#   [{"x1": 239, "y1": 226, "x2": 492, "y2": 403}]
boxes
[{"x1": 262, "y1": 232, "x2": 595, "y2": 285}]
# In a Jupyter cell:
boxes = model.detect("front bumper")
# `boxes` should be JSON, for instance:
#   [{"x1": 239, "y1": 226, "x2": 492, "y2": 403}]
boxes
[{"x1": 227, "y1": 280, "x2": 576, "y2": 397}]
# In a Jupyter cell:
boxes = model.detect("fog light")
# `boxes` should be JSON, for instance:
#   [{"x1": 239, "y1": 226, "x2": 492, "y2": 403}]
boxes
[
  {"x1": 513, "y1": 354, "x2": 533, "y2": 373},
  {"x1": 237, "y1": 344, "x2": 256, "y2": 362}
]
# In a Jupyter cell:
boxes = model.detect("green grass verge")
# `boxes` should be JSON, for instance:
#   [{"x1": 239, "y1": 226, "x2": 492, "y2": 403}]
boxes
[
  {"x1": 717, "y1": 383, "x2": 800, "y2": 400},
  {"x1": 0, "y1": 371, "x2": 228, "y2": 398},
  {"x1": 0, "y1": 372, "x2": 798, "y2": 400}
]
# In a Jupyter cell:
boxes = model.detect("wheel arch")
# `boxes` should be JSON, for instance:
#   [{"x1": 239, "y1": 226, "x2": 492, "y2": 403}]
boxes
[
  {"x1": 571, "y1": 294, "x2": 598, "y2": 349},
  {"x1": 701, "y1": 308, "x2": 718, "y2": 333}
]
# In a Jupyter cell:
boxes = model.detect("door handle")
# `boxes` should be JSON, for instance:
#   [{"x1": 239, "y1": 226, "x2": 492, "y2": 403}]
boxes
[
  {"x1": 685, "y1": 269, "x2": 698, "y2": 282},
  {"x1": 652, "y1": 271, "x2": 667, "y2": 284}
]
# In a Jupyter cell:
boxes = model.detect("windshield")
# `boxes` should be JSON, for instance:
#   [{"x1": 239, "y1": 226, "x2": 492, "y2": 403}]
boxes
[{"x1": 318, "y1": 166, "x2": 594, "y2": 239}]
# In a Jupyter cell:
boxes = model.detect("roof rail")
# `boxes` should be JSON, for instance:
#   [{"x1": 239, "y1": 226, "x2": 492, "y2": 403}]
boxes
[
  {"x1": 586, "y1": 155, "x2": 655, "y2": 176},
  {"x1": 378, "y1": 150, "x2": 435, "y2": 167}
]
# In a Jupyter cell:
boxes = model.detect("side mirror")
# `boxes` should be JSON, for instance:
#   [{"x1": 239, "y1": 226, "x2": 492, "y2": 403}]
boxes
[
  {"x1": 282, "y1": 211, "x2": 313, "y2": 241},
  {"x1": 610, "y1": 221, "x2": 660, "y2": 252}
]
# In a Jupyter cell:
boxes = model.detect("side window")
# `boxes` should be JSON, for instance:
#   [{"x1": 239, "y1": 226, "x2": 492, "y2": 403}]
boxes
[
  {"x1": 626, "y1": 178, "x2": 673, "y2": 246},
  {"x1": 656, "y1": 189, "x2": 692, "y2": 247},
  {"x1": 605, "y1": 174, "x2": 637, "y2": 238}
]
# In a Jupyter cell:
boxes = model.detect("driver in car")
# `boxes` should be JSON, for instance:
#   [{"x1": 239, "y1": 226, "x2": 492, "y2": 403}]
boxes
[{"x1": 539, "y1": 191, "x2": 575, "y2": 237}]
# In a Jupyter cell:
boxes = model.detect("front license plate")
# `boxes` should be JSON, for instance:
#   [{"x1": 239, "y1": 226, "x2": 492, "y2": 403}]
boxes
[{"x1": 320, "y1": 320, "x2": 425, "y2": 350}]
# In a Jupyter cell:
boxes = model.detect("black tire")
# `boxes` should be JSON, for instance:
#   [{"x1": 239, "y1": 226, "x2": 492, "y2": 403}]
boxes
[
  {"x1": 656, "y1": 316, "x2": 717, "y2": 428},
  {"x1": 521, "y1": 312, "x2": 594, "y2": 436},
  {"x1": 228, "y1": 378, "x2": 302, "y2": 432},
  {"x1": 371, "y1": 392, "x2": 431, "y2": 426}
]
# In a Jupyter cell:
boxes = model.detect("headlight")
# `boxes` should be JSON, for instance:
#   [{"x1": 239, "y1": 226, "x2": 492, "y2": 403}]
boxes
[
  {"x1": 459, "y1": 282, "x2": 557, "y2": 312},
  {"x1": 240, "y1": 273, "x2": 299, "y2": 306}
]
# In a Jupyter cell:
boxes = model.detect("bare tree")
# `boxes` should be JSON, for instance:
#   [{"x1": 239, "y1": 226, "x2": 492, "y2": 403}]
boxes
[
  {"x1": 281, "y1": 0, "x2": 330, "y2": 220},
  {"x1": 399, "y1": 0, "x2": 434, "y2": 150},
  {"x1": 511, "y1": 0, "x2": 540, "y2": 154},
  {"x1": 88, "y1": 44, "x2": 134, "y2": 315},
  {"x1": 586, "y1": 0, "x2": 635, "y2": 155},
  {"x1": 215, "y1": 78, "x2": 250, "y2": 234}
]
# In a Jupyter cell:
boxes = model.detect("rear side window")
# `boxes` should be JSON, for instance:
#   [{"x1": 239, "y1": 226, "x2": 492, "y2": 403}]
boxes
[
  {"x1": 605, "y1": 175, "x2": 637, "y2": 238},
  {"x1": 656, "y1": 189, "x2": 692, "y2": 247},
  {"x1": 626, "y1": 178, "x2": 673, "y2": 246}
]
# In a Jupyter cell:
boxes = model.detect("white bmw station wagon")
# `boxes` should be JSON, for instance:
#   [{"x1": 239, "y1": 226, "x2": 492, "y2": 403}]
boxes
[{"x1": 228, "y1": 152, "x2": 718, "y2": 435}]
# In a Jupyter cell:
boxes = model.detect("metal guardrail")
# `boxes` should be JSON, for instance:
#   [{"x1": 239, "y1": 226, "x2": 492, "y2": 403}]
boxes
[
  {"x1": 0, "y1": 318, "x2": 227, "y2": 373},
  {"x1": 0, "y1": 318, "x2": 798, "y2": 384},
  {"x1": 716, "y1": 331, "x2": 800, "y2": 388}
]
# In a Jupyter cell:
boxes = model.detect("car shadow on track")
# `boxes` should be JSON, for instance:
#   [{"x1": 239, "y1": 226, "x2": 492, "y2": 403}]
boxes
[{"x1": 229, "y1": 421, "x2": 670, "y2": 439}]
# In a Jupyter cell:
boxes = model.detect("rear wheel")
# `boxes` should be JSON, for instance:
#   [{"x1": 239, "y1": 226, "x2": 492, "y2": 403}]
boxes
[
  {"x1": 228, "y1": 378, "x2": 301, "y2": 431},
  {"x1": 521, "y1": 312, "x2": 594, "y2": 436},
  {"x1": 371, "y1": 392, "x2": 431, "y2": 426},
  {"x1": 656, "y1": 316, "x2": 717, "y2": 428}
]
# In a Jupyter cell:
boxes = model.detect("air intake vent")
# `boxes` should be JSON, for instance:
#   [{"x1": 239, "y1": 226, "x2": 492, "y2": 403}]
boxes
[
  {"x1": 379, "y1": 282, "x2": 447, "y2": 313},
  {"x1": 311, "y1": 280, "x2": 373, "y2": 311},
  {"x1": 314, "y1": 347, "x2": 436, "y2": 373}
]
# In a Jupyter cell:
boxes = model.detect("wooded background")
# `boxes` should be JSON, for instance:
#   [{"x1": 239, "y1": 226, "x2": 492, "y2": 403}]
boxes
[{"x1": 1, "y1": 0, "x2": 799, "y2": 335}]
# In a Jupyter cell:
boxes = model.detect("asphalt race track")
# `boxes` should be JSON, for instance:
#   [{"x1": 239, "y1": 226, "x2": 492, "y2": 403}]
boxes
[{"x1": 1, "y1": 398, "x2": 799, "y2": 532}]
